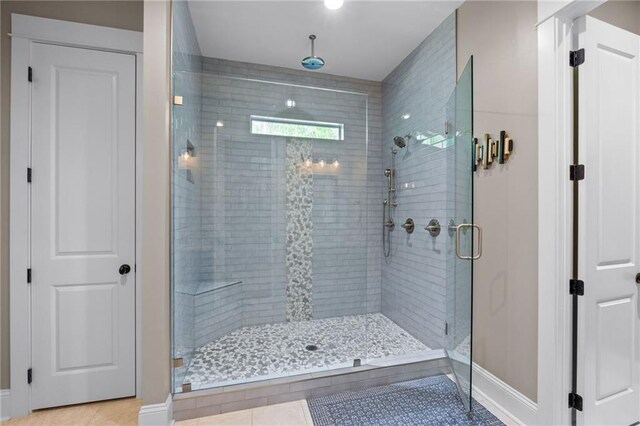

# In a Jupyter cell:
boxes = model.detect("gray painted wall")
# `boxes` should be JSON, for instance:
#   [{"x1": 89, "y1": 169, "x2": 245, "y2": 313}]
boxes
[
  {"x1": 457, "y1": 1, "x2": 539, "y2": 402},
  {"x1": 589, "y1": 0, "x2": 640, "y2": 36}
]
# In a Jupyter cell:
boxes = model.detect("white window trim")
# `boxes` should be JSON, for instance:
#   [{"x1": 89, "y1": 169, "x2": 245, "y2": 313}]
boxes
[
  {"x1": 537, "y1": 2, "x2": 605, "y2": 425},
  {"x1": 8, "y1": 14, "x2": 143, "y2": 418}
]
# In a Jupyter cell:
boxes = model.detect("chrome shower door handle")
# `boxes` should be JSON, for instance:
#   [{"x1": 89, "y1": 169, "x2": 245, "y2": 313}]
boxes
[{"x1": 455, "y1": 223, "x2": 482, "y2": 260}]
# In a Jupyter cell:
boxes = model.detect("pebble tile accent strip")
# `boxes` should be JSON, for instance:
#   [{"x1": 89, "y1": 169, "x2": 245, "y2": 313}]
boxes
[{"x1": 286, "y1": 138, "x2": 314, "y2": 322}]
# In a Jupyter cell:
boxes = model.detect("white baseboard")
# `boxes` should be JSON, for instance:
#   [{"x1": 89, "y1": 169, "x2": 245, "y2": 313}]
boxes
[
  {"x1": 0, "y1": 389, "x2": 11, "y2": 421},
  {"x1": 472, "y1": 363, "x2": 538, "y2": 425},
  {"x1": 138, "y1": 393, "x2": 173, "y2": 426}
]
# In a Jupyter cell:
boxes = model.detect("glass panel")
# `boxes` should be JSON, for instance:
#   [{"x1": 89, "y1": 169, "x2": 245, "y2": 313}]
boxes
[
  {"x1": 171, "y1": 71, "x2": 370, "y2": 393},
  {"x1": 445, "y1": 57, "x2": 474, "y2": 411}
]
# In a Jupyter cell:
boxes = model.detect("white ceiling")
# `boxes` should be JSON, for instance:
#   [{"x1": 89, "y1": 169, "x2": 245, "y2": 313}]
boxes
[{"x1": 188, "y1": 1, "x2": 462, "y2": 81}]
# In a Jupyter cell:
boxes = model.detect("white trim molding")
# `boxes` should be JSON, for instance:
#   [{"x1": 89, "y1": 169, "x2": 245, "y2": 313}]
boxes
[
  {"x1": 9, "y1": 14, "x2": 142, "y2": 53},
  {"x1": 9, "y1": 14, "x2": 143, "y2": 418},
  {"x1": 0, "y1": 390, "x2": 11, "y2": 421},
  {"x1": 138, "y1": 394, "x2": 173, "y2": 426},
  {"x1": 536, "y1": 1, "x2": 605, "y2": 425},
  {"x1": 537, "y1": 14, "x2": 574, "y2": 426},
  {"x1": 473, "y1": 363, "x2": 537, "y2": 425}
]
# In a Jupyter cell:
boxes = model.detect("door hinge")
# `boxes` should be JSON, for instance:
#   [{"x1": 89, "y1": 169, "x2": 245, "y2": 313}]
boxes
[
  {"x1": 27, "y1": 268, "x2": 31, "y2": 284},
  {"x1": 569, "y1": 279, "x2": 584, "y2": 296},
  {"x1": 570, "y1": 164, "x2": 585, "y2": 181},
  {"x1": 444, "y1": 321, "x2": 449, "y2": 336},
  {"x1": 28, "y1": 66, "x2": 33, "y2": 82},
  {"x1": 27, "y1": 167, "x2": 32, "y2": 183},
  {"x1": 27, "y1": 368, "x2": 32, "y2": 384},
  {"x1": 568, "y1": 392, "x2": 583, "y2": 411},
  {"x1": 570, "y1": 49, "x2": 585, "y2": 67}
]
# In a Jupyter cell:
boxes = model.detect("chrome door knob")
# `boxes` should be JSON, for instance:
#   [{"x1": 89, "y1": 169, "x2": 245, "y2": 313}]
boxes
[{"x1": 636, "y1": 273, "x2": 640, "y2": 284}]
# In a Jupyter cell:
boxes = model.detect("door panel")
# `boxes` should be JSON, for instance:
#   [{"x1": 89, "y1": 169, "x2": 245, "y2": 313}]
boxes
[
  {"x1": 578, "y1": 16, "x2": 640, "y2": 426},
  {"x1": 55, "y1": 283, "x2": 118, "y2": 371},
  {"x1": 55, "y1": 67, "x2": 119, "y2": 255},
  {"x1": 444, "y1": 57, "x2": 474, "y2": 412},
  {"x1": 30, "y1": 42, "x2": 136, "y2": 409},
  {"x1": 595, "y1": 45, "x2": 636, "y2": 268},
  {"x1": 595, "y1": 297, "x2": 634, "y2": 401}
]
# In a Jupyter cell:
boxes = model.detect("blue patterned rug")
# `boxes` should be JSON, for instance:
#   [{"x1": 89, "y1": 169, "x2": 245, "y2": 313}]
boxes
[{"x1": 307, "y1": 375, "x2": 504, "y2": 425}]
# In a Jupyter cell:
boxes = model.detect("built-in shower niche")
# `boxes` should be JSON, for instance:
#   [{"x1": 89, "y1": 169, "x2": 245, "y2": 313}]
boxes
[{"x1": 177, "y1": 139, "x2": 196, "y2": 183}]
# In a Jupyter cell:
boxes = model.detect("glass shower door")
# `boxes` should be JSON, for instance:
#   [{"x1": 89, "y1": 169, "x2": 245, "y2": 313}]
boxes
[{"x1": 445, "y1": 57, "x2": 475, "y2": 412}]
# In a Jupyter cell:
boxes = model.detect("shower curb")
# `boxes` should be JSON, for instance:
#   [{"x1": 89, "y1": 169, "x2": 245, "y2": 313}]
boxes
[{"x1": 173, "y1": 351, "x2": 448, "y2": 421}]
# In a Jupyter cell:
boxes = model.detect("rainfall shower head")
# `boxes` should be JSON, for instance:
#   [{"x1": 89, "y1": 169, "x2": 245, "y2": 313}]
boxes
[
  {"x1": 393, "y1": 134, "x2": 412, "y2": 149},
  {"x1": 302, "y1": 35, "x2": 325, "y2": 70}
]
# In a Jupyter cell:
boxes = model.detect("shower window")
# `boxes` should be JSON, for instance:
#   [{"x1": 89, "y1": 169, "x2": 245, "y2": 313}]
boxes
[{"x1": 250, "y1": 115, "x2": 344, "y2": 141}]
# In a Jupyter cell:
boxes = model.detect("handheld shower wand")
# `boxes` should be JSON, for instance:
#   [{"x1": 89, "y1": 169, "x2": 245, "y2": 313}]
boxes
[
  {"x1": 383, "y1": 148, "x2": 399, "y2": 258},
  {"x1": 383, "y1": 136, "x2": 409, "y2": 258}
]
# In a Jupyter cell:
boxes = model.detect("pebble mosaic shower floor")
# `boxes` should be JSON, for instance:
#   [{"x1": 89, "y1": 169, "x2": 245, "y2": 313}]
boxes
[{"x1": 182, "y1": 313, "x2": 430, "y2": 391}]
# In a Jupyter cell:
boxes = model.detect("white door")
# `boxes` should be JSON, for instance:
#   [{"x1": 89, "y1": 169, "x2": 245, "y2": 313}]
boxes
[
  {"x1": 30, "y1": 42, "x2": 136, "y2": 409},
  {"x1": 577, "y1": 16, "x2": 640, "y2": 426}
]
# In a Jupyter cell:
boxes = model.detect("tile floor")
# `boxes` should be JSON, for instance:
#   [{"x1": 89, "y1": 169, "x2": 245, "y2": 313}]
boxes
[
  {"x1": 176, "y1": 400, "x2": 313, "y2": 426},
  {"x1": 0, "y1": 389, "x2": 521, "y2": 426},
  {"x1": 0, "y1": 397, "x2": 141, "y2": 426},
  {"x1": 176, "y1": 395, "x2": 521, "y2": 426},
  {"x1": 183, "y1": 313, "x2": 430, "y2": 391}
]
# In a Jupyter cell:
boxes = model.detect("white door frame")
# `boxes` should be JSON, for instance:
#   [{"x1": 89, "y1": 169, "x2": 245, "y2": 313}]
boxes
[
  {"x1": 536, "y1": 2, "x2": 606, "y2": 425},
  {"x1": 9, "y1": 14, "x2": 143, "y2": 418}
]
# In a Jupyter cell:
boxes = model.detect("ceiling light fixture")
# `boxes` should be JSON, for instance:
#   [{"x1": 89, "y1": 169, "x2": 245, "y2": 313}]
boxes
[{"x1": 324, "y1": 0, "x2": 344, "y2": 10}]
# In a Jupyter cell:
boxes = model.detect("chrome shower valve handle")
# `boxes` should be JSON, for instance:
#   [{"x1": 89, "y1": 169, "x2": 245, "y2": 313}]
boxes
[
  {"x1": 424, "y1": 219, "x2": 441, "y2": 237},
  {"x1": 401, "y1": 218, "x2": 415, "y2": 234}
]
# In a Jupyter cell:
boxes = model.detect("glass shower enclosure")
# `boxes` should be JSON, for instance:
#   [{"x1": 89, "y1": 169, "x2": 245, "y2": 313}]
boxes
[
  {"x1": 171, "y1": 71, "x2": 375, "y2": 392},
  {"x1": 170, "y1": 52, "x2": 477, "y2": 413}
]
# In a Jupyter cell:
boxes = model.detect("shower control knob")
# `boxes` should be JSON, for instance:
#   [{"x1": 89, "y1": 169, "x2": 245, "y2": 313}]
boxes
[
  {"x1": 401, "y1": 218, "x2": 415, "y2": 234},
  {"x1": 119, "y1": 264, "x2": 131, "y2": 275},
  {"x1": 425, "y1": 219, "x2": 441, "y2": 237}
]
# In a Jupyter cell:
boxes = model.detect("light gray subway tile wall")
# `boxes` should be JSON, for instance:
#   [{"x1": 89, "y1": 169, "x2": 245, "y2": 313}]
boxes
[
  {"x1": 194, "y1": 282, "x2": 243, "y2": 347},
  {"x1": 200, "y1": 58, "x2": 383, "y2": 326},
  {"x1": 381, "y1": 13, "x2": 457, "y2": 349}
]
